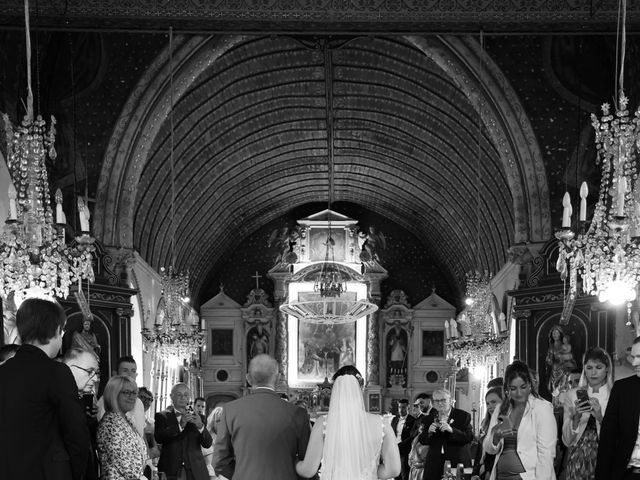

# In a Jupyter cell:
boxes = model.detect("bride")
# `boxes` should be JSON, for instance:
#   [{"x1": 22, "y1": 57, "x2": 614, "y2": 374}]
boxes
[{"x1": 296, "y1": 365, "x2": 400, "y2": 479}]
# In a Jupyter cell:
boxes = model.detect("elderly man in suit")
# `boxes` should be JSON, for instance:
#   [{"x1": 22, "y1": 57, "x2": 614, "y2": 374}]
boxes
[
  {"x1": 0, "y1": 298, "x2": 90, "y2": 480},
  {"x1": 596, "y1": 336, "x2": 640, "y2": 480},
  {"x1": 418, "y1": 388, "x2": 472, "y2": 480},
  {"x1": 392, "y1": 398, "x2": 416, "y2": 480},
  {"x1": 155, "y1": 383, "x2": 213, "y2": 480},
  {"x1": 213, "y1": 354, "x2": 312, "y2": 480}
]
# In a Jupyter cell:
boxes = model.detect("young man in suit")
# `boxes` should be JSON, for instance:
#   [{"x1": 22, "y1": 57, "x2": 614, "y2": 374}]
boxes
[
  {"x1": 392, "y1": 398, "x2": 416, "y2": 480},
  {"x1": 596, "y1": 336, "x2": 640, "y2": 480},
  {"x1": 213, "y1": 354, "x2": 312, "y2": 480},
  {"x1": 418, "y1": 388, "x2": 472, "y2": 480},
  {"x1": 155, "y1": 383, "x2": 213, "y2": 480},
  {"x1": 0, "y1": 298, "x2": 90, "y2": 480}
]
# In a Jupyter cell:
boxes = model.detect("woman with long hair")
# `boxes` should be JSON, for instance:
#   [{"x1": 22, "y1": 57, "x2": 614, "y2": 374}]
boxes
[
  {"x1": 483, "y1": 360, "x2": 557, "y2": 480},
  {"x1": 295, "y1": 365, "x2": 401, "y2": 479},
  {"x1": 204, "y1": 406, "x2": 224, "y2": 479},
  {"x1": 472, "y1": 387, "x2": 504, "y2": 480},
  {"x1": 97, "y1": 375, "x2": 147, "y2": 480},
  {"x1": 561, "y1": 347, "x2": 613, "y2": 480}
]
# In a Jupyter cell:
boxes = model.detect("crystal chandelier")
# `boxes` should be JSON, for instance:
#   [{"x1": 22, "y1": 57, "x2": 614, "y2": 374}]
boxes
[
  {"x1": 556, "y1": 0, "x2": 640, "y2": 307},
  {"x1": 445, "y1": 33, "x2": 507, "y2": 367},
  {"x1": 0, "y1": 0, "x2": 94, "y2": 302},
  {"x1": 141, "y1": 28, "x2": 204, "y2": 360}
]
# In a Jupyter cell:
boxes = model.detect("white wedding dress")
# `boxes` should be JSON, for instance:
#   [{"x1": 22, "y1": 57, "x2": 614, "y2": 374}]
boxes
[{"x1": 319, "y1": 375, "x2": 386, "y2": 480}]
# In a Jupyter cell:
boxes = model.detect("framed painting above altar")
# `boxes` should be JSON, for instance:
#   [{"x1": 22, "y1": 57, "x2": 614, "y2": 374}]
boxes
[{"x1": 298, "y1": 320, "x2": 356, "y2": 382}]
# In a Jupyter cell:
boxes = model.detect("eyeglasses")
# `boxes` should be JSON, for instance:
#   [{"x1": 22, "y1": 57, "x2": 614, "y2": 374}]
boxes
[
  {"x1": 70, "y1": 365, "x2": 100, "y2": 378},
  {"x1": 120, "y1": 390, "x2": 139, "y2": 397},
  {"x1": 432, "y1": 398, "x2": 449, "y2": 403}
]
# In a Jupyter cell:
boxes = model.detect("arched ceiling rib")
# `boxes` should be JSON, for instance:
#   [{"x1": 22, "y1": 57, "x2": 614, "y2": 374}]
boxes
[{"x1": 132, "y1": 35, "x2": 516, "y2": 304}]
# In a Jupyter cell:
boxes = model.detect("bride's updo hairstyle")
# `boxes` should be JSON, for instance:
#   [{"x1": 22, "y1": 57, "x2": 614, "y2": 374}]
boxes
[{"x1": 332, "y1": 365, "x2": 364, "y2": 387}]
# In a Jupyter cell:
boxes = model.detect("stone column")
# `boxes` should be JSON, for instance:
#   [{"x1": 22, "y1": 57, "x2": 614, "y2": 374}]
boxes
[{"x1": 367, "y1": 296, "x2": 381, "y2": 385}]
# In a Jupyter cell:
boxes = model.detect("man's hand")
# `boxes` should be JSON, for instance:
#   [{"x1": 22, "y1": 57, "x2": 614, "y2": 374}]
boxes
[
  {"x1": 189, "y1": 413, "x2": 204, "y2": 430},
  {"x1": 428, "y1": 422, "x2": 438, "y2": 434},
  {"x1": 439, "y1": 421, "x2": 453, "y2": 433},
  {"x1": 179, "y1": 413, "x2": 190, "y2": 429}
]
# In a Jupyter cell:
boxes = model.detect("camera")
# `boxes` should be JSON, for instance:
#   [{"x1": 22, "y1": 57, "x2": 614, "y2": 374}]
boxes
[{"x1": 186, "y1": 404, "x2": 194, "y2": 414}]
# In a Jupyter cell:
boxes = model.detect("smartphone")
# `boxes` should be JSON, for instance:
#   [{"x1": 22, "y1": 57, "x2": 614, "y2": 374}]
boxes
[
  {"x1": 186, "y1": 404, "x2": 194, "y2": 415},
  {"x1": 576, "y1": 389, "x2": 589, "y2": 403},
  {"x1": 498, "y1": 416, "x2": 514, "y2": 432}
]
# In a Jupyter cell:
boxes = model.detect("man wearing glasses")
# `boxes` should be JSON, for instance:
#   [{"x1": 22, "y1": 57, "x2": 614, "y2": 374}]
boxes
[
  {"x1": 418, "y1": 388, "x2": 473, "y2": 480},
  {"x1": 62, "y1": 347, "x2": 100, "y2": 480}
]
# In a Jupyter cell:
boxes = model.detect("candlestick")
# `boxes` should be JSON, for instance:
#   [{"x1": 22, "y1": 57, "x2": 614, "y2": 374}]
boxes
[
  {"x1": 7, "y1": 183, "x2": 17, "y2": 220},
  {"x1": 617, "y1": 176, "x2": 627, "y2": 217},
  {"x1": 562, "y1": 192, "x2": 572, "y2": 228},
  {"x1": 579, "y1": 182, "x2": 588, "y2": 222}
]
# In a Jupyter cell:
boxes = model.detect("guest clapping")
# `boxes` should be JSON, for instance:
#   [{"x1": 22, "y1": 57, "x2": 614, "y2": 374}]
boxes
[
  {"x1": 484, "y1": 360, "x2": 556, "y2": 480},
  {"x1": 97, "y1": 375, "x2": 147, "y2": 480}
]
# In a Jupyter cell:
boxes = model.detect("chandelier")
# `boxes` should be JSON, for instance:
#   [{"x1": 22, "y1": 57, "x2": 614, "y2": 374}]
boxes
[
  {"x1": 556, "y1": 0, "x2": 640, "y2": 307},
  {"x1": 141, "y1": 28, "x2": 204, "y2": 359},
  {"x1": 445, "y1": 33, "x2": 507, "y2": 368},
  {"x1": 0, "y1": 0, "x2": 94, "y2": 302},
  {"x1": 279, "y1": 39, "x2": 378, "y2": 325}
]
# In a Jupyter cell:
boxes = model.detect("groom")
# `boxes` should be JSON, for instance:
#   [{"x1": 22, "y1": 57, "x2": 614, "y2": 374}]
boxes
[{"x1": 214, "y1": 354, "x2": 312, "y2": 480}]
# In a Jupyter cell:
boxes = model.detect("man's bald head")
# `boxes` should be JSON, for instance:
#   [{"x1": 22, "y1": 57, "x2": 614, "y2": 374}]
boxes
[{"x1": 247, "y1": 354, "x2": 279, "y2": 388}]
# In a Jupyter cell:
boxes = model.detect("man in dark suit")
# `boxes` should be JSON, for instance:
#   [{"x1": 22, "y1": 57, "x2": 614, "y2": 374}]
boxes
[
  {"x1": 155, "y1": 382, "x2": 213, "y2": 480},
  {"x1": 214, "y1": 354, "x2": 312, "y2": 480},
  {"x1": 418, "y1": 388, "x2": 472, "y2": 480},
  {"x1": 0, "y1": 298, "x2": 90, "y2": 480},
  {"x1": 392, "y1": 398, "x2": 416, "y2": 480},
  {"x1": 595, "y1": 336, "x2": 640, "y2": 480},
  {"x1": 410, "y1": 393, "x2": 433, "y2": 437}
]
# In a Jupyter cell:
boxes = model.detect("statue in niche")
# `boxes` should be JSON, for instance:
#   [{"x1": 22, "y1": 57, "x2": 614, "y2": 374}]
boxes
[
  {"x1": 247, "y1": 324, "x2": 270, "y2": 361},
  {"x1": 545, "y1": 325, "x2": 576, "y2": 394},
  {"x1": 72, "y1": 317, "x2": 101, "y2": 356},
  {"x1": 267, "y1": 225, "x2": 300, "y2": 266},
  {"x1": 387, "y1": 324, "x2": 408, "y2": 386},
  {"x1": 358, "y1": 225, "x2": 386, "y2": 264}
]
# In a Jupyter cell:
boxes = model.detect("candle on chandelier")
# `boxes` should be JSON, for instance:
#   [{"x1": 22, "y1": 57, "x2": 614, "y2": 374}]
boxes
[
  {"x1": 7, "y1": 183, "x2": 17, "y2": 220},
  {"x1": 55, "y1": 189, "x2": 64, "y2": 224},
  {"x1": 450, "y1": 318, "x2": 458, "y2": 338},
  {"x1": 618, "y1": 176, "x2": 627, "y2": 217},
  {"x1": 498, "y1": 312, "x2": 507, "y2": 332},
  {"x1": 562, "y1": 192, "x2": 572, "y2": 228},
  {"x1": 444, "y1": 319, "x2": 450, "y2": 339},
  {"x1": 78, "y1": 197, "x2": 90, "y2": 232},
  {"x1": 579, "y1": 182, "x2": 588, "y2": 222},
  {"x1": 491, "y1": 312, "x2": 499, "y2": 334}
]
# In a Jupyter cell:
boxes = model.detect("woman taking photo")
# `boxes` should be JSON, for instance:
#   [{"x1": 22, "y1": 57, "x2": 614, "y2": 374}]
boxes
[
  {"x1": 97, "y1": 375, "x2": 147, "y2": 480},
  {"x1": 472, "y1": 387, "x2": 504, "y2": 480},
  {"x1": 561, "y1": 347, "x2": 612, "y2": 480},
  {"x1": 295, "y1": 365, "x2": 400, "y2": 480},
  {"x1": 484, "y1": 360, "x2": 557, "y2": 480}
]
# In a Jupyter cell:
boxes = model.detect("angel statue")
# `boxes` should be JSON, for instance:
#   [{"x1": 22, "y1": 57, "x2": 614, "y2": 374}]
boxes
[
  {"x1": 267, "y1": 226, "x2": 300, "y2": 266},
  {"x1": 358, "y1": 226, "x2": 387, "y2": 264}
]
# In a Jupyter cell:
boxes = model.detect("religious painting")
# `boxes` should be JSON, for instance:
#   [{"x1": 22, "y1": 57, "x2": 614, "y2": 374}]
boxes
[
  {"x1": 309, "y1": 228, "x2": 346, "y2": 262},
  {"x1": 211, "y1": 329, "x2": 234, "y2": 356},
  {"x1": 246, "y1": 324, "x2": 269, "y2": 363},
  {"x1": 386, "y1": 326, "x2": 408, "y2": 387},
  {"x1": 538, "y1": 315, "x2": 586, "y2": 400},
  {"x1": 298, "y1": 312, "x2": 356, "y2": 382},
  {"x1": 422, "y1": 330, "x2": 444, "y2": 357}
]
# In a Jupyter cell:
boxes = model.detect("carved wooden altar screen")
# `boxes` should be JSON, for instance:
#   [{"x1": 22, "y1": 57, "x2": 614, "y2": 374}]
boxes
[{"x1": 509, "y1": 239, "x2": 616, "y2": 401}]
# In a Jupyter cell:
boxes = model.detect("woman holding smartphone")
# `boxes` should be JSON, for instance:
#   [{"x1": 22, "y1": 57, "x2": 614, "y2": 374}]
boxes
[
  {"x1": 561, "y1": 347, "x2": 612, "y2": 480},
  {"x1": 483, "y1": 360, "x2": 557, "y2": 480}
]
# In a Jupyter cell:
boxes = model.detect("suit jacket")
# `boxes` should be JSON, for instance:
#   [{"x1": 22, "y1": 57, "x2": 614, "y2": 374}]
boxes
[
  {"x1": 595, "y1": 375, "x2": 640, "y2": 480},
  {"x1": 0, "y1": 344, "x2": 90, "y2": 480},
  {"x1": 418, "y1": 407, "x2": 473, "y2": 480},
  {"x1": 410, "y1": 408, "x2": 434, "y2": 438},
  {"x1": 155, "y1": 406, "x2": 213, "y2": 480},
  {"x1": 213, "y1": 388, "x2": 312, "y2": 480},
  {"x1": 391, "y1": 414, "x2": 416, "y2": 456}
]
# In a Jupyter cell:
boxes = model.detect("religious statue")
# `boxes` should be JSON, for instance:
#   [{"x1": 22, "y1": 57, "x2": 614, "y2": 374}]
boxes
[
  {"x1": 248, "y1": 324, "x2": 269, "y2": 360},
  {"x1": 72, "y1": 318, "x2": 101, "y2": 356},
  {"x1": 2, "y1": 293, "x2": 19, "y2": 346},
  {"x1": 387, "y1": 325, "x2": 408, "y2": 386},
  {"x1": 545, "y1": 325, "x2": 576, "y2": 393},
  {"x1": 267, "y1": 225, "x2": 300, "y2": 265}
]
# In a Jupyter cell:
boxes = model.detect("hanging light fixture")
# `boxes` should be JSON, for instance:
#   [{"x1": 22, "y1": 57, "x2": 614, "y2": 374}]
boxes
[
  {"x1": 556, "y1": 0, "x2": 640, "y2": 308},
  {"x1": 141, "y1": 28, "x2": 204, "y2": 359},
  {"x1": 446, "y1": 32, "x2": 508, "y2": 368},
  {"x1": 279, "y1": 39, "x2": 377, "y2": 324},
  {"x1": 0, "y1": 0, "x2": 94, "y2": 302}
]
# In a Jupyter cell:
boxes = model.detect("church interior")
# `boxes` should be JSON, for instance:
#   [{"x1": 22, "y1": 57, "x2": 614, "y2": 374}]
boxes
[{"x1": 2, "y1": 1, "x2": 640, "y2": 433}]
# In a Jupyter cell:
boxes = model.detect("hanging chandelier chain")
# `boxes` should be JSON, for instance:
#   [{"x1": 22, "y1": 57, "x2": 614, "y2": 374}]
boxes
[{"x1": 169, "y1": 26, "x2": 177, "y2": 269}]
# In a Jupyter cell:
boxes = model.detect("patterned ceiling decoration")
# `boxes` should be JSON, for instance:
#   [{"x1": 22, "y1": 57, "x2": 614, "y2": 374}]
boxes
[
  {"x1": 94, "y1": 34, "x2": 550, "y2": 303},
  {"x1": 1, "y1": 1, "x2": 639, "y2": 33}
]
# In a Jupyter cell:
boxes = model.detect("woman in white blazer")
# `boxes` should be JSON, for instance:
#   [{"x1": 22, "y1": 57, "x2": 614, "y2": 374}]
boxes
[
  {"x1": 483, "y1": 360, "x2": 557, "y2": 480},
  {"x1": 561, "y1": 347, "x2": 612, "y2": 480}
]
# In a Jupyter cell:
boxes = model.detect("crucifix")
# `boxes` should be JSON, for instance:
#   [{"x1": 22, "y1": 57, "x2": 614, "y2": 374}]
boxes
[{"x1": 252, "y1": 271, "x2": 262, "y2": 290}]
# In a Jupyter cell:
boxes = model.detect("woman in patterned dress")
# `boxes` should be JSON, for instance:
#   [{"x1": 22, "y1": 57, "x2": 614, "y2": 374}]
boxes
[
  {"x1": 97, "y1": 375, "x2": 147, "y2": 480},
  {"x1": 561, "y1": 347, "x2": 612, "y2": 480}
]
